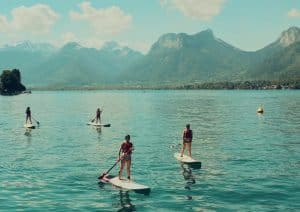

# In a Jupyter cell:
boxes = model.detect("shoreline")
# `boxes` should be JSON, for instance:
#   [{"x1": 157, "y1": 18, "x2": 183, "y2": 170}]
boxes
[{"x1": 28, "y1": 80, "x2": 300, "y2": 91}]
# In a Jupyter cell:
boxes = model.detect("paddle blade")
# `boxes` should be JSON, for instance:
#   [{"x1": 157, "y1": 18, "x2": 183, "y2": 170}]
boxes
[{"x1": 98, "y1": 173, "x2": 106, "y2": 180}]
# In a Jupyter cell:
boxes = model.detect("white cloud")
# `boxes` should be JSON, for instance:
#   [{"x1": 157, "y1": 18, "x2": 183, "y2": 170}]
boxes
[
  {"x1": 58, "y1": 32, "x2": 105, "y2": 49},
  {"x1": 161, "y1": 0, "x2": 225, "y2": 21},
  {"x1": 81, "y1": 38, "x2": 106, "y2": 49},
  {"x1": 288, "y1": 8, "x2": 300, "y2": 18},
  {"x1": 70, "y1": 2, "x2": 132, "y2": 35},
  {"x1": 121, "y1": 41, "x2": 151, "y2": 54},
  {"x1": 0, "y1": 4, "x2": 59, "y2": 34},
  {"x1": 0, "y1": 15, "x2": 9, "y2": 32},
  {"x1": 60, "y1": 32, "x2": 78, "y2": 44}
]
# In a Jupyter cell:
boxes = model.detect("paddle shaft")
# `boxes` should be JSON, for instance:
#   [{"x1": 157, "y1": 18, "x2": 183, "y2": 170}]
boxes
[
  {"x1": 98, "y1": 158, "x2": 121, "y2": 179},
  {"x1": 32, "y1": 117, "x2": 40, "y2": 125},
  {"x1": 106, "y1": 159, "x2": 120, "y2": 174},
  {"x1": 92, "y1": 108, "x2": 103, "y2": 123}
]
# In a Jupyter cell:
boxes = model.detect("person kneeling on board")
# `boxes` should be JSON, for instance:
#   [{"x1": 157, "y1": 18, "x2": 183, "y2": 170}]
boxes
[
  {"x1": 180, "y1": 124, "x2": 193, "y2": 157},
  {"x1": 118, "y1": 135, "x2": 134, "y2": 180}
]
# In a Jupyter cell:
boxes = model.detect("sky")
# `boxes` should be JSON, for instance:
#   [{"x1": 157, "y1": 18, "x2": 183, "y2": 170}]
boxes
[{"x1": 0, "y1": 0, "x2": 299, "y2": 53}]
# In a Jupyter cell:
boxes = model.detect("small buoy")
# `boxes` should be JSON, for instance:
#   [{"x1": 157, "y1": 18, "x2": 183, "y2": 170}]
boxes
[{"x1": 257, "y1": 107, "x2": 264, "y2": 114}]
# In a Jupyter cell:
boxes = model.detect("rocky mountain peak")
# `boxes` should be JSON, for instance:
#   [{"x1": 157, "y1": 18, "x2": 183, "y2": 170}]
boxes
[{"x1": 279, "y1": 26, "x2": 300, "y2": 47}]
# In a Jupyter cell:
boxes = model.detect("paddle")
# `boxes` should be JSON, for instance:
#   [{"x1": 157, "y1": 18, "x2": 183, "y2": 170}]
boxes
[
  {"x1": 32, "y1": 117, "x2": 40, "y2": 125},
  {"x1": 98, "y1": 158, "x2": 121, "y2": 180},
  {"x1": 170, "y1": 143, "x2": 181, "y2": 149},
  {"x1": 90, "y1": 107, "x2": 103, "y2": 123}
]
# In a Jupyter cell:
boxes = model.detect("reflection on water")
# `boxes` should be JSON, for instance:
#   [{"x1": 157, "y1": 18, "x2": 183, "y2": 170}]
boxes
[
  {"x1": 117, "y1": 190, "x2": 136, "y2": 212},
  {"x1": 95, "y1": 126, "x2": 102, "y2": 141},
  {"x1": 181, "y1": 164, "x2": 195, "y2": 200},
  {"x1": 24, "y1": 129, "x2": 32, "y2": 137},
  {"x1": 95, "y1": 127, "x2": 102, "y2": 134},
  {"x1": 98, "y1": 180, "x2": 136, "y2": 211},
  {"x1": 24, "y1": 129, "x2": 32, "y2": 144}
]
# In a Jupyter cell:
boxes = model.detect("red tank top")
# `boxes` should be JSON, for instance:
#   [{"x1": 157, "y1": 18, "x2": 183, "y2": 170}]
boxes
[
  {"x1": 184, "y1": 130, "x2": 192, "y2": 139},
  {"x1": 121, "y1": 142, "x2": 133, "y2": 154}
]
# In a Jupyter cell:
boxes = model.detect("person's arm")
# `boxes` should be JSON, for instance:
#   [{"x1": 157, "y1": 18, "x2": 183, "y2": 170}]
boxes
[
  {"x1": 183, "y1": 130, "x2": 186, "y2": 140},
  {"x1": 118, "y1": 144, "x2": 122, "y2": 159},
  {"x1": 191, "y1": 130, "x2": 193, "y2": 140},
  {"x1": 129, "y1": 144, "x2": 134, "y2": 153}
]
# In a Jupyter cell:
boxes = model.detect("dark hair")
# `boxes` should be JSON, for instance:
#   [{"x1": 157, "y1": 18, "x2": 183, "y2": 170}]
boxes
[
  {"x1": 186, "y1": 124, "x2": 190, "y2": 129},
  {"x1": 125, "y1": 134, "x2": 130, "y2": 141}
]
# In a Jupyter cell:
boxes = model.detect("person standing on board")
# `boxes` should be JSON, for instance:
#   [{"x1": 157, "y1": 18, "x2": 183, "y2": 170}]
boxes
[
  {"x1": 95, "y1": 108, "x2": 102, "y2": 124},
  {"x1": 180, "y1": 124, "x2": 193, "y2": 157},
  {"x1": 25, "y1": 107, "x2": 32, "y2": 124},
  {"x1": 119, "y1": 135, "x2": 134, "y2": 180}
]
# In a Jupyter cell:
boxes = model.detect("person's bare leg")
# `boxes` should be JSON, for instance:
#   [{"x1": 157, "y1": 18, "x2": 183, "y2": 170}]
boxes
[
  {"x1": 180, "y1": 142, "x2": 186, "y2": 157},
  {"x1": 187, "y1": 142, "x2": 192, "y2": 157},
  {"x1": 126, "y1": 160, "x2": 131, "y2": 180},
  {"x1": 119, "y1": 160, "x2": 125, "y2": 179}
]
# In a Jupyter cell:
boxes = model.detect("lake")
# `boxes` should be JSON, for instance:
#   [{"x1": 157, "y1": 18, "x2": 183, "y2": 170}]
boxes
[{"x1": 0, "y1": 90, "x2": 299, "y2": 211}]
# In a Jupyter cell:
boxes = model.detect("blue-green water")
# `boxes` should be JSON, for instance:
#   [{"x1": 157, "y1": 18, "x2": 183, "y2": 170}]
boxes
[{"x1": 0, "y1": 90, "x2": 299, "y2": 211}]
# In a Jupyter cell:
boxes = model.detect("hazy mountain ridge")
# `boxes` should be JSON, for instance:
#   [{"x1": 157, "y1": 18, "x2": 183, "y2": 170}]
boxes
[
  {"x1": 122, "y1": 27, "x2": 300, "y2": 83},
  {"x1": 0, "y1": 27, "x2": 299, "y2": 87},
  {"x1": 122, "y1": 30, "x2": 259, "y2": 83},
  {"x1": 0, "y1": 41, "x2": 143, "y2": 86},
  {"x1": 248, "y1": 41, "x2": 300, "y2": 80}
]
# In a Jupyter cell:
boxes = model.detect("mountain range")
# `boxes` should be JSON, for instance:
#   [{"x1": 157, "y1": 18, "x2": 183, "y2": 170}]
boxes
[{"x1": 0, "y1": 26, "x2": 299, "y2": 87}]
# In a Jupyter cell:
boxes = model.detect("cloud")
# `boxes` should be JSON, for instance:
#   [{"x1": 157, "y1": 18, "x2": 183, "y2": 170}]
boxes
[
  {"x1": 288, "y1": 8, "x2": 300, "y2": 18},
  {"x1": 81, "y1": 38, "x2": 106, "y2": 49},
  {"x1": 60, "y1": 32, "x2": 78, "y2": 44},
  {"x1": 161, "y1": 0, "x2": 225, "y2": 21},
  {"x1": 122, "y1": 41, "x2": 151, "y2": 54},
  {"x1": 0, "y1": 15, "x2": 9, "y2": 32},
  {"x1": 58, "y1": 32, "x2": 105, "y2": 49},
  {"x1": 0, "y1": 4, "x2": 59, "y2": 34},
  {"x1": 70, "y1": 2, "x2": 132, "y2": 35}
]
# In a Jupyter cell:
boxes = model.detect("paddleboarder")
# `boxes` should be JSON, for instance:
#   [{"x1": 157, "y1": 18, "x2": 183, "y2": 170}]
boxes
[
  {"x1": 94, "y1": 108, "x2": 102, "y2": 124},
  {"x1": 119, "y1": 135, "x2": 134, "y2": 180},
  {"x1": 180, "y1": 124, "x2": 193, "y2": 157},
  {"x1": 25, "y1": 107, "x2": 32, "y2": 124}
]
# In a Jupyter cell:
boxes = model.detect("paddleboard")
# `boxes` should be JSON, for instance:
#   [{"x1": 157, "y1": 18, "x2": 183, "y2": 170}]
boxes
[
  {"x1": 87, "y1": 122, "x2": 111, "y2": 127},
  {"x1": 101, "y1": 174, "x2": 150, "y2": 194},
  {"x1": 174, "y1": 153, "x2": 201, "y2": 168},
  {"x1": 24, "y1": 123, "x2": 35, "y2": 129}
]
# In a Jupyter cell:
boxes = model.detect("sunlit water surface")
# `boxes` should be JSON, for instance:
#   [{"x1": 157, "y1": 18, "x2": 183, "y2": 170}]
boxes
[{"x1": 0, "y1": 90, "x2": 299, "y2": 211}]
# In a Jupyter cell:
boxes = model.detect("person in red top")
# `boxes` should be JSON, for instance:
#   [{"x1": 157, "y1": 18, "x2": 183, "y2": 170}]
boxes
[
  {"x1": 118, "y1": 135, "x2": 134, "y2": 180},
  {"x1": 180, "y1": 124, "x2": 193, "y2": 157}
]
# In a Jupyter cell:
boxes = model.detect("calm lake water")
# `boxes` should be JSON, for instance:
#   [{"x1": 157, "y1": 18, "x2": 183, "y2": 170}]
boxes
[{"x1": 0, "y1": 90, "x2": 299, "y2": 211}]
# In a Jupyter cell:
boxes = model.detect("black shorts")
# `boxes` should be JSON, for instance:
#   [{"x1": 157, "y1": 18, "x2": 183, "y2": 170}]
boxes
[{"x1": 183, "y1": 138, "x2": 192, "y2": 143}]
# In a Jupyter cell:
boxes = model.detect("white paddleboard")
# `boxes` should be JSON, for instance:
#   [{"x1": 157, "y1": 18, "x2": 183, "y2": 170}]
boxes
[
  {"x1": 87, "y1": 122, "x2": 111, "y2": 127},
  {"x1": 174, "y1": 153, "x2": 201, "y2": 167},
  {"x1": 101, "y1": 175, "x2": 150, "y2": 194},
  {"x1": 24, "y1": 123, "x2": 35, "y2": 129}
]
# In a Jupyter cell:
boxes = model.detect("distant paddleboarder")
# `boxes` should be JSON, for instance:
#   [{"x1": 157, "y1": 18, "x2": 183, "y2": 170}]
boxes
[
  {"x1": 119, "y1": 135, "x2": 134, "y2": 180},
  {"x1": 257, "y1": 106, "x2": 264, "y2": 114},
  {"x1": 25, "y1": 107, "x2": 32, "y2": 124},
  {"x1": 180, "y1": 124, "x2": 193, "y2": 157},
  {"x1": 94, "y1": 108, "x2": 102, "y2": 124}
]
